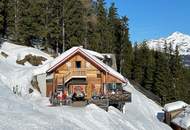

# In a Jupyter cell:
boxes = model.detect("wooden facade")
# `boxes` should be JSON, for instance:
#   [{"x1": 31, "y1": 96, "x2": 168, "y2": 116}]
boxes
[
  {"x1": 165, "y1": 109, "x2": 184, "y2": 125},
  {"x1": 171, "y1": 122, "x2": 186, "y2": 130},
  {"x1": 46, "y1": 52, "x2": 124, "y2": 99}
]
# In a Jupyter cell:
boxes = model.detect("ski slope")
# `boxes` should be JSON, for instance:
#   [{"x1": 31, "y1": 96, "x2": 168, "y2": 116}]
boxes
[{"x1": 0, "y1": 42, "x2": 172, "y2": 130}]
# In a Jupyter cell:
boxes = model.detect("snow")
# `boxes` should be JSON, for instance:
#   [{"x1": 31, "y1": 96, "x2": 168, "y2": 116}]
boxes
[
  {"x1": 0, "y1": 59, "x2": 34, "y2": 95},
  {"x1": 172, "y1": 106, "x2": 190, "y2": 129},
  {"x1": 86, "y1": 49, "x2": 104, "y2": 59},
  {"x1": 1, "y1": 42, "x2": 53, "y2": 66},
  {"x1": 147, "y1": 32, "x2": 190, "y2": 55},
  {"x1": 0, "y1": 81, "x2": 172, "y2": 130},
  {"x1": 0, "y1": 42, "x2": 172, "y2": 130},
  {"x1": 123, "y1": 83, "x2": 172, "y2": 130},
  {"x1": 33, "y1": 61, "x2": 52, "y2": 75},
  {"x1": 48, "y1": 46, "x2": 79, "y2": 71},
  {"x1": 164, "y1": 101, "x2": 188, "y2": 112}
]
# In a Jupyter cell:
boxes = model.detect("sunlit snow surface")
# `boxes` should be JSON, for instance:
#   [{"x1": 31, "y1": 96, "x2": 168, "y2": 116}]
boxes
[
  {"x1": 147, "y1": 32, "x2": 190, "y2": 55},
  {"x1": 0, "y1": 42, "x2": 172, "y2": 130}
]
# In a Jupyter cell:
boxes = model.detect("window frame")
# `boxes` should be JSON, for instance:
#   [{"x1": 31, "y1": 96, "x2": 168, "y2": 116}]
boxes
[{"x1": 75, "y1": 61, "x2": 81, "y2": 68}]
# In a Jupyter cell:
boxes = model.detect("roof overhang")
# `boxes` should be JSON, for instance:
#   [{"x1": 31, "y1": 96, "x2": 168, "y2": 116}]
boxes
[
  {"x1": 47, "y1": 48, "x2": 108, "y2": 73},
  {"x1": 47, "y1": 47, "x2": 128, "y2": 83}
]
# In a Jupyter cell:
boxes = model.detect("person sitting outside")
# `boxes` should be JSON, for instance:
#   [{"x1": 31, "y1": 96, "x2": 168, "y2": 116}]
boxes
[{"x1": 72, "y1": 92, "x2": 77, "y2": 101}]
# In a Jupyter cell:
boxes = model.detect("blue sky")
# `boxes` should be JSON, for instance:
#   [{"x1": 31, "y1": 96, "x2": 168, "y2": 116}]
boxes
[{"x1": 105, "y1": 0, "x2": 190, "y2": 43}]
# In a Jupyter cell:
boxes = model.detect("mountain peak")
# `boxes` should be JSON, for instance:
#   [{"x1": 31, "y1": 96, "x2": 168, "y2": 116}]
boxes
[
  {"x1": 171, "y1": 31, "x2": 184, "y2": 36},
  {"x1": 147, "y1": 32, "x2": 190, "y2": 55},
  {"x1": 168, "y1": 32, "x2": 190, "y2": 40}
]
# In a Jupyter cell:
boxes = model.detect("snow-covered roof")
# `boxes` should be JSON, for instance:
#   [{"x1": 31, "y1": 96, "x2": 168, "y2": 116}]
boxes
[
  {"x1": 102, "y1": 53, "x2": 112, "y2": 59},
  {"x1": 47, "y1": 47, "x2": 127, "y2": 83},
  {"x1": 164, "y1": 101, "x2": 188, "y2": 112},
  {"x1": 86, "y1": 49, "x2": 104, "y2": 59},
  {"x1": 172, "y1": 106, "x2": 190, "y2": 129}
]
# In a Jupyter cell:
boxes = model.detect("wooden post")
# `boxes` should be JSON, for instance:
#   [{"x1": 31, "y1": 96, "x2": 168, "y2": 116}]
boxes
[
  {"x1": 53, "y1": 73, "x2": 56, "y2": 94},
  {"x1": 104, "y1": 72, "x2": 107, "y2": 95}
]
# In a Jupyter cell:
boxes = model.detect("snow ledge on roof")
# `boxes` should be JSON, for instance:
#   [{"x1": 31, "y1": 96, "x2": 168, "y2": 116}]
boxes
[
  {"x1": 172, "y1": 106, "x2": 190, "y2": 129},
  {"x1": 164, "y1": 101, "x2": 188, "y2": 112}
]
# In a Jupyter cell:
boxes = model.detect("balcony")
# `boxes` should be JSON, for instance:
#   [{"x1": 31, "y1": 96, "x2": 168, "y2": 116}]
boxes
[{"x1": 64, "y1": 69, "x2": 87, "y2": 84}]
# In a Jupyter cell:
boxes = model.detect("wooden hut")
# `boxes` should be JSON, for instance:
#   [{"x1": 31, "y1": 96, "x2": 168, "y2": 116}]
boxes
[
  {"x1": 164, "y1": 101, "x2": 189, "y2": 130},
  {"x1": 38, "y1": 46, "x2": 128, "y2": 101}
]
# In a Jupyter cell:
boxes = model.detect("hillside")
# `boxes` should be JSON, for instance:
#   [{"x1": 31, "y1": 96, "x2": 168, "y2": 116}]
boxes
[{"x1": 0, "y1": 42, "x2": 171, "y2": 130}]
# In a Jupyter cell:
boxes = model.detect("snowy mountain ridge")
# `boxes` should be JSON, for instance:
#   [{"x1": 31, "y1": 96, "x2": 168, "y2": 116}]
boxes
[{"x1": 147, "y1": 32, "x2": 190, "y2": 55}]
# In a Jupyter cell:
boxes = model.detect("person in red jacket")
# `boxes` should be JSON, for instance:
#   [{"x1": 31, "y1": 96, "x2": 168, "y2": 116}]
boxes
[{"x1": 57, "y1": 91, "x2": 67, "y2": 106}]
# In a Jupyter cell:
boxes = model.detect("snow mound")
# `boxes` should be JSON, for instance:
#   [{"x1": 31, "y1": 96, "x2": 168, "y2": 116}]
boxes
[
  {"x1": 1, "y1": 42, "x2": 53, "y2": 66},
  {"x1": 172, "y1": 106, "x2": 190, "y2": 129},
  {"x1": 0, "y1": 41, "x2": 53, "y2": 96},
  {"x1": 123, "y1": 83, "x2": 172, "y2": 130},
  {"x1": 164, "y1": 101, "x2": 188, "y2": 112},
  {"x1": 0, "y1": 60, "x2": 34, "y2": 95}
]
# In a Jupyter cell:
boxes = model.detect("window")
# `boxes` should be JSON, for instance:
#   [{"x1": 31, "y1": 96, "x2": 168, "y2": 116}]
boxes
[
  {"x1": 75, "y1": 61, "x2": 81, "y2": 68},
  {"x1": 97, "y1": 73, "x2": 101, "y2": 78},
  {"x1": 106, "y1": 83, "x2": 122, "y2": 90}
]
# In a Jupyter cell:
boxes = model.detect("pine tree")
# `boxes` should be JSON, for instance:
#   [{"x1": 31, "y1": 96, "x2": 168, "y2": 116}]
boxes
[
  {"x1": 183, "y1": 68, "x2": 190, "y2": 103},
  {"x1": 152, "y1": 50, "x2": 168, "y2": 104},
  {"x1": 86, "y1": 1, "x2": 100, "y2": 51},
  {"x1": 0, "y1": 0, "x2": 8, "y2": 38},
  {"x1": 80, "y1": 0, "x2": 94, "y2": 49},
  {"x1": 0, "y1": 1, "x2": 3, "y2": 22},
  {"x1": 63, "y1": 0, "x2": 85, "y2": 50},
  {"x1": 96, "y1": 0, "x2": 109, "y2": 52},
  {"x1": 131, "y1": 43, "x2": 143, "y2": 83},
  {"x1": 120, "y1": 16, "x2": 133, "y2": 78},
  {"x1": 141, "y1": 48, "x2": 155, "y2": 91},
  {"x1": 6, "y1": 0, "x2": 19, "y2": 42},
  {"x1": 0, "y1": 0, "x2": 4, "y2": 36},
  {"x1": 172, "y1": 46, "x2": 186, "y2": 101},
  {"x1": 163, "y1": 42, "x2": 174, "y2": 103},
  {"x1": 47, "y1": 0, "x2": 63, "y2": 52},
  {"x1": 107, "y1": 2, "x2": 118, "y2": 53}
]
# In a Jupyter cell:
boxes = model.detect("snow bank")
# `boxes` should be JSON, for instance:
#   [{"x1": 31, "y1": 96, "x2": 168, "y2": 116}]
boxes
[
  {"x1": 1, "y1": 42, "x2": 53, "y2": 66},
  {"x1": 0, "y1": 81, "x2": 142, "y2": 130},
  {"x1": 172, "y1": 106, "x2": 190, "y2": 129},
  {"x1": 0, "y1": 41, "x2": 53, "y2": 95},
  {"x1": 0, "y1": 59, "x2": 34, "y2": 95},
  {"x1": 123, "y1": 83, "x2": 172, "y2": 130},
  {"x1": 33, "y1": 61, "x2": 52, "y2": 75},
  {"x1": 164, "y1": 101, "x2": 188, "y2": 112}
]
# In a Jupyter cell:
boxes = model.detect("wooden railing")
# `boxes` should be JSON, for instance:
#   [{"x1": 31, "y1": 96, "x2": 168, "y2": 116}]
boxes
[{"x1": 64, "y1": 69, "x2": 87, "y2": 83}]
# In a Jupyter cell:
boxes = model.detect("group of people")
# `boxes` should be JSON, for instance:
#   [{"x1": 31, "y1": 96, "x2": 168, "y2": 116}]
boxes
[
  {"x1": 72, "y1": 90, "x2": 85, "y2": 101},
  {"x1": 50, "y1": 89, "x2": 86, "y2": 106},
  {"x1": 50, "y1": 90, "x2": 68, "y2": 106}
]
